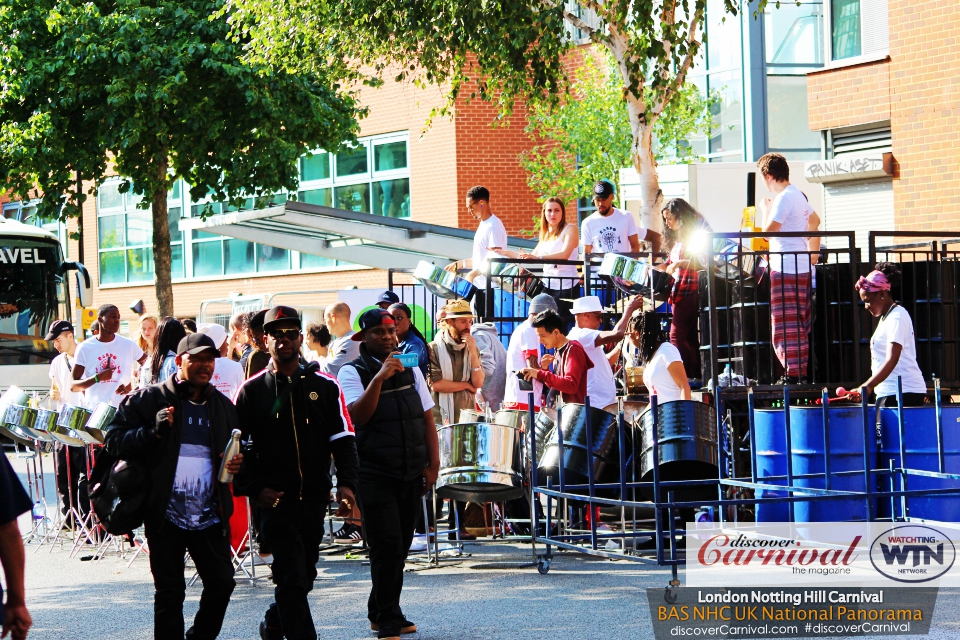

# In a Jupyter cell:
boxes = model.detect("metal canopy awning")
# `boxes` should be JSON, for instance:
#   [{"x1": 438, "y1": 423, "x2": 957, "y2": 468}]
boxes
[{"x1": 178, "y1": 201, "x2": 537, "y2": 270}]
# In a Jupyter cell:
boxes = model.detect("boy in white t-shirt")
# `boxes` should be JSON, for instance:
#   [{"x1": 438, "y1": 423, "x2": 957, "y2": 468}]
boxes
[
  {"x1": 581, "y1": 180, "x2": 659, "y2": 255},
  {"x1": 444, "y1": 186, "x2": 507, "y2": 314},
  {"x1": 72, "y1": 304, "x2": 147, "y2": 408}
]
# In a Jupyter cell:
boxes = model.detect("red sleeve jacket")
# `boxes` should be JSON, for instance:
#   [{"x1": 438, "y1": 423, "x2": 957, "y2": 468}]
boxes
[{"x1": 536, "y1": 339, "x2": 594, "y2": 405}]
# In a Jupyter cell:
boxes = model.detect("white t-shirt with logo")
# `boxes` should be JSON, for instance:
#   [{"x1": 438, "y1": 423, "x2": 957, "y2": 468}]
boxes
[
  {"x1": 642, "y1": 342, "x2": 685, "y2": 403},
  {"x1": 503, "y1": 319, "x2": 543, "y2": 408},
  {"x1": 871, "y1": 305, "x2": 927, "y2": 397},
  {"x1": 767, "y1": 184, "x2": 811, "y2": 274},
  {"x1": 73, "y1": 335, "x2": 144, "y2": 408},
  {"x1": 580, "y1": 208, "x2": 641, "y2": 254},
  {"x1": 567, "y1": 327, "x2": 617, "y2": 409},
  {"x1": 211, "y1": 357, "x2": 245, "y2": 402},
  {"x1": 472, "y1": 214, "x2": 508, "y2": 289},
  {"x1": 48, "y1": 352, "x2": 85, "y2": 409}
]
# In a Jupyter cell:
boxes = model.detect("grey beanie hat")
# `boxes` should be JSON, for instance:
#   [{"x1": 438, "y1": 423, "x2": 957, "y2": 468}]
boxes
[{"x1": 529, "y1": 293, "x2": 559, "y2": 315}]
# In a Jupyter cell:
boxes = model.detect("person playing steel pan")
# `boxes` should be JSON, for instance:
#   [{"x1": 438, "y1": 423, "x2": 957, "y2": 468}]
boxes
[
  {"x1": 338, "y1": 308, "x2": 440, "y2": 640},
  {"x1": 520, "y1": 309, "x2": 594, "y2": 405}
]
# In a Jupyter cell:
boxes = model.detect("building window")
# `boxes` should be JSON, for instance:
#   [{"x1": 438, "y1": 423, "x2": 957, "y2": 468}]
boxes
[
  {"x1": 766, "y1": 1, "x2": 824, "y2": 65},
  {"x1": 97, "y1": 181, "x2": 165, "y2": 285},
  {"x1": 829, "y1": 0, "x2": 888, "y2": 61},
  {"x1": 297, "y1": 132, "x2": 411, "y2": 219},
  {"x1": 831, "y1": 0, "x2": 861, "y2": 59}
]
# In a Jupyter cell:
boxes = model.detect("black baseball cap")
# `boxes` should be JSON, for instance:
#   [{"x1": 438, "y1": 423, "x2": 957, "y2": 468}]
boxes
[
  {"x1": 352, "y1": 308, "x2": 396, "y2": 341},
  {"x1": 45, "y1": 320, "x2": 74, "y2": 341},
  {"x1": 176, "y1": 333, "x2": 219, "y2": 356},
  {"x1": 262, "y1": 305, "x2": 301, "y2": 332},
  {"x1": 593, "y1": 180, "x2": 615, "y2": 199},
  {"x1": 378, "y1": 290, "x2": 400, "y2": 305}
]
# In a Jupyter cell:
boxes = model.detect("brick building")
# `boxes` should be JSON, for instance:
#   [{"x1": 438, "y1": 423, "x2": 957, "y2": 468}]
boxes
[{"x1": 805, "y1": 0, "x2": 960, "y2": 236}]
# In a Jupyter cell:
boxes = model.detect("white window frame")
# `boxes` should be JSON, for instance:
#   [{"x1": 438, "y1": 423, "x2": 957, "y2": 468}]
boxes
[{"x1": 823, "y1": 0, "x2": 889, "y2": 68}]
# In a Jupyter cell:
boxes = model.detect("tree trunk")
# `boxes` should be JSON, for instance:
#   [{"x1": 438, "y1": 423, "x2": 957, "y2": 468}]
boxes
[
  {"x1": 151, "y1": 157, "x2": 174, "y2": 318},
  {"x1": 624, "y1": 92, "x2": 663, "y2": 253}
]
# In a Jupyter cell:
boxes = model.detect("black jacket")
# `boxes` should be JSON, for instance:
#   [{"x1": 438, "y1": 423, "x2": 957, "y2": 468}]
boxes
[
  {"x1": 104, "y1": 376, "x2": 238, "y2": 530},
  {"x1": 234, "y1": 363, "x2": 359, "y2": 502},
  {"x1": 349, "y1": 345, "x2": 428, "y2": 481}
]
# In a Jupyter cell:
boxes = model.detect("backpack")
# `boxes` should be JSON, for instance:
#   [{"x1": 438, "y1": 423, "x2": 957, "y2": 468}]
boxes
[{"x1": 88, "y1": 450, "x2": 150, "y2": 536}]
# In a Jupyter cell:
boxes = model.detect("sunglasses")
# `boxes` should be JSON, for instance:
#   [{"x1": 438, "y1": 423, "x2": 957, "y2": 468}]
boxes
[{"x1": 268, "y1": 328, "x2": 301, "y2": 341}]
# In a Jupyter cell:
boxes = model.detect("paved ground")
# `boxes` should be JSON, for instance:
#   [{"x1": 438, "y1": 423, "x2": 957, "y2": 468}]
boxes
[{"x1": 8, "y1": 451, "x2": 960, "y2": 639}]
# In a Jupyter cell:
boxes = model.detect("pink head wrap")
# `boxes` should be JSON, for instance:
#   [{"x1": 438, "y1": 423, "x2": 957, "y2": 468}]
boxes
[{"x1": 855, "y1": 270, "x2": 891, "y2": 293}]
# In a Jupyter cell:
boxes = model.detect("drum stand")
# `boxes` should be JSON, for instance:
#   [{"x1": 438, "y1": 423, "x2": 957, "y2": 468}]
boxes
[
  {"x1": 17, "y1": 440, "x2": 54, "y2": 546},
  {"x1": 67, "y1": 445, "x2": 100, "y2": 558},
  {"x1": 48, "y1": 443, "x2": 93, "y2": 552}
]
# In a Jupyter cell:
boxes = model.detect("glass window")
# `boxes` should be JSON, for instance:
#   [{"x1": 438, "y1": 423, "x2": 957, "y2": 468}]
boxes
[
  {"x1": 98, "y1": 215, "x2": 126, "y2": 249},
  {"x1": 301, "y1": 253, "x2": 337, "y2": 269},
  {"x1": 765, "y1": 2, "x2": 824, "y2": 65},
  {"x1": 299, "y1": 188, "x2": 332, "y2": 207},
  {"x1": 706, "y1": 0, "x2": 741, "y2": 70},
  {"x1": 334, "y1": 184, "x2": 370, "y2": 213},
  {"x1": 767, "y1": 75, "x2": 822, "y2": 151},
  {"x1": 372, "y1": 178, "x2": 411, "y2": 218},
  {"x1": 832, "y1": 0, "x2": 861, "y2": 59},
  {"x1": 301, "y1": 153, "x2": 330, "y2": 182},
  {"x1": 709, "y1": 70, "x2": 743, "y2": 157},
  {"x1": 126, "y1": 247, "x2": 154, "y2": 282},
  {"x1": 192, "y1": 240, "x2": 223, "y2": 277},
  {"x1": 374, "y1": 142, "x2": 408, "y2": 172},
  {"x1": 126, "y1": 210, "x2": 152, "y2": 246},
  {"x1": 99, "y1": 251, "x2": 126, "y2": 284},
  {"x1": 169, "y1": 181, "x2": 181, "y2": 201},
  {"x1": 223, "y1": 238, "x2": 255, "y2": 275},
  {"x1": 257, "y1": 244, "x2": 290, "y2": 272},
  {"x1": 99, "y1": 183, "x2": 124, "y2": 211},
  {"x1": 335, "y1": 146, "x2": 368, "y2": 177},
  {"x1": 171, "y1": 243, "x2": 184, "y2": 279},
  {"x1": 168, "y1": 207, "x2": 183, "y2": 243}
]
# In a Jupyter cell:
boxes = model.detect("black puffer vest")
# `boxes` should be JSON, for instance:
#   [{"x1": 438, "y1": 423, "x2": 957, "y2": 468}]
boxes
[{"x1": 349, "y1": 345, "x2": 428, "y2": 481}]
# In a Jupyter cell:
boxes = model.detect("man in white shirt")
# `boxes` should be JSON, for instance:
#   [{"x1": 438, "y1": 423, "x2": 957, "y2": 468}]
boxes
[
  {"x1": 197, "y1": 323, "x2": 245, "y2": 402},
  {"x1": 45, "y1": 320, "x2": 87, "y2": 522},
  {"x1": 71, "y1": 304, "x2": 147, "y2": 408},
  {"x1": 322, "y1": 302, "x2": 360, "y2": 377},
  {"x1": 581, "y1": 180, "x2": 659, "y2": 255},
  {"x1": 445, "y1": 185, "x2": 507, "y2": 316},
  {"x1": 567, "y1": 295, "x2": 644, "y2": 411}
]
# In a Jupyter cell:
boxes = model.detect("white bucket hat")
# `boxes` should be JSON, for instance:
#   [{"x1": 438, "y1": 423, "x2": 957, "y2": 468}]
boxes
[
  {"x1": 197, "y1": 323, "x2": 229, "y2": 349},
  {"x1": 571, "y1": 296, "x2": 604, "y2": 315}
]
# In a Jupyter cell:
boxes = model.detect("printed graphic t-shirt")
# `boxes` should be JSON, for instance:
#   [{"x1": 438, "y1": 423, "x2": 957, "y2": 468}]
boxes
[
  {"x1": 580, "y1": 208, "x2": 641, "y2": 254},
  {"x1": 73, "y1": 335, "x2": 144, "y2": 408},
  {"x1": 165, "y1": 400, "x2": 220, "y2": 530}
]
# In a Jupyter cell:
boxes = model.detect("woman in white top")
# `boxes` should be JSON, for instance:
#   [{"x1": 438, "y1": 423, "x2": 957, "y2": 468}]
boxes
[
  {"x1": 625, "y1": 311, "x2": 691, "y2": 403},
  {"x1": 500, "y1": 197, "x2": 580, "y2": 317},
  {"x1": 854, "y1": 263, "x2": 927, "y2": 407}
]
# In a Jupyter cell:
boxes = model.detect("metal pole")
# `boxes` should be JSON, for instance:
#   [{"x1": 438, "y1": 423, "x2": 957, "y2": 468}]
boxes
[
  {"x1": 896, "y1": 376, "x2": 907, "y2": 518},
  {"x1": 861, "y1": 386, "x2": 873, "y2": 522},
  {"x1": 822, "y1": 388, "x2": 831, "y2": 491},
  {"x1": 584, "y1": 395, "x2": 596, "y2": 550},
  {"x1": 748, "y1": 388, "x2": 757, "y2": 485},
  {"x1": 556, "y1": 405, "x2": 565, "y2": 493},
  {"x1": 783, "y1": 386, "x2": 795, "y2": 523},
  {"x1": 935, "y1": 377, "x2": 944, "y2": 474},
  {"x1": 716, "y1": 386, "x2": 726, "y2": 525},
  {"x1": 651, "y1": 393, "x2": 662, "y2": 565},
  {"x1": 528, "y1": 391, "x2": 538, "y2": 563}
]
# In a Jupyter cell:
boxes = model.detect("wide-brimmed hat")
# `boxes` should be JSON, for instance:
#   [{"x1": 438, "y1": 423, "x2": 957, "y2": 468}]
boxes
[{"x1": 443, "y1": 299, "x2": 475, "y2": 319}]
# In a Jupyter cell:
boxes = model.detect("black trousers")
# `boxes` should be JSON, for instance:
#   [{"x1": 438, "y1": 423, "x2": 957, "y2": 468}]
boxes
[
  {"x1": 260, "y1": 498, "x2": 325, "y2": 640},
  {"x1": 145, "y1": 518, "x2": 236, "y2": 640},
  {"x1": 357, "y1": 475, "x2": 421, "y2": 629},
  {"x1": 55, "y1": 444, "x2": 88, "y2": 520}
]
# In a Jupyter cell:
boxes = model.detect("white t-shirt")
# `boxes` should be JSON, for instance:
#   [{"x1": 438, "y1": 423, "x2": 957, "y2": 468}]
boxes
[
  {"x1": 503, "y1": 319, "x2": 543, "y2": 407},
  {"x1": 472, "y1": 214, "x2": 508, "y2": 289},
  {"x1": 580, "y1": 208, "x2": 641, "y2": 254},
  {"x1": 211, "y1": 357, "x2": 245, "y2": 403},
  {"x1": 536, "y1": 225, "x2": 580, "y2": 291},
  {"x1": 871, "y1": 305, "x2": 927, "y2": 397},
  {"x1": 567, "y1": 327, "x2": 617, "y2": 409},
  {"x1": 643, "y1": 342, "x2": 685, "y2": 403},
  {"x1": 48, "y1": 352, "x2": 84, "y2": 409},
  {"x1": 73, "y1": 335, "x2": 144, "y2": 408},
  {"x1": 338, "y1": 362, "x2": 436, "y2": 411},
  {"x1": 767, "y1": 185, "x2": 811, "y2": 274}
]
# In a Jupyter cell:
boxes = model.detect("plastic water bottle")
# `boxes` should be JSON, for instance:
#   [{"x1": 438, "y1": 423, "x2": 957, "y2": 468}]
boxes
[
  {"x1": 723, "y1": 363, "x2": 732, "y2": 387},
  {"x1": 32, "y1": 501, "x2": 43, "y2": 522},
  {"x1": 217, "y1": 430, "x2": 242, "y2": 484}
]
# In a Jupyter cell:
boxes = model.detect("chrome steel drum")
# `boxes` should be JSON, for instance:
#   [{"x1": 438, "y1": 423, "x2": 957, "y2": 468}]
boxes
[
  {"x1": 0, "y1": 386, "x2": 29, "y2": 408},
  {"x1": 84, "y1": 404, "x2": 117, "y2": 444},
  {"x1": 493, "y1": 409, "x2": 528, "y2": 432},
  {"x1": 459, "y1": 409, "x2": 486, "y2": 423},
  {"x1": 537, "y1": 403, "x2": 625, "y2": 486},
  {"x1": 57, "y1": 404, "x2": 96, "y2": 444},
  {"x1": 598, "y1": 253, "x2": 672, "y2": 298},
  {"x1": 32, "y1": 409, "x2": 58, "y2": 440},
  {"x1": 636, "y1": 400, "x2": 718, "y2": 501},
  {"x1": 622, "y1": 401, "x2": 647, "y2": 427},
  {"x1": 437, "y1": 421, "x2": 524, "y2": 503},
  {"x1": 12, "y1": 407, "x2": 52, "y2": 442},
  {"x1": 533, "y1": 410, "x2": 555, "y2": 460},
  {"x1": 488, "y1": 260, "x2": 545, "y2": 300},
  {"x1": 413, "y1": 261, "x2": 477, "y2": 301}
]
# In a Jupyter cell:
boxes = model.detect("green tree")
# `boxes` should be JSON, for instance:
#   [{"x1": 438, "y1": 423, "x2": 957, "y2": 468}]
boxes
[
  {"x1": 521, "y1": 52, "x2": 716, "y2": 205},
  {"x1": 0, "y1": 0, "x2": 361, "y2": 316},
  {"x1": 229, "y1": 0, "x2": 741, "y2": 248}
]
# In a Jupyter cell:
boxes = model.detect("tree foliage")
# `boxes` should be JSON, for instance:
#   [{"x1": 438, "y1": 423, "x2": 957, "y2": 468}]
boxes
[
  {"x1": 520, "y1": 52, "x2": 716, "y2": 205},
  {"x1": 0, "y1": 0, "x2": 361, "y2": 315}
]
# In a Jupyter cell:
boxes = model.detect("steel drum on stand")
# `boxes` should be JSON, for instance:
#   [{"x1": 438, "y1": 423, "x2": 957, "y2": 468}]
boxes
[
  {"x1": 55, "y1": 404, "x2": 94, "y2": 445},
  {"x1": 487, "y1": 255, "x2": 545, "y2": 300},
  {"x1": 0, "y1": 387, "x2": 33, "y2": 447},
  {"x1": 636, "y1": 400, "x2": 718, "y2": 501},
  {"x1": 437, "y1": 421, "x2": 524, "y2": 503},
  {"x1": 11, "y1": 407, "x2": 52, "y2": 442},
  {"x1": 598, "y1": 253, "x2": 673, "y2": 298},
  {"x1": 537, "y1": 403, "x2": 623, "y2": 487},
  {"x1": 413, "y1": 261, "x2": 477, "y2": 301},
  {"x1": 84, "y1": 403, "x2": 117, "y2": 444}
]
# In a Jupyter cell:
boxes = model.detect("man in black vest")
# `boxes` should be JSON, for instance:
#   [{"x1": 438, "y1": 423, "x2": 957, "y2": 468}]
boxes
[{"x1": 338, "y1": 309, "x2": 440, "y2": 640}]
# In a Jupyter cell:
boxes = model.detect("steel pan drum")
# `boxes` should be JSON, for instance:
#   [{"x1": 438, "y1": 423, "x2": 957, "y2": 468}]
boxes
[
  {"x1": 537, "y1": 403, "x2": 624, "y2": 486},
  {"x1": 413, "y1": 261, "x2": 477, "y2": 301},
  {"x1": 459, "y1": 409, "x2": 487, "y2": 423},
  {"x1": 622, "y1": 401, "x2": 648, "y2": 428},
  {"x1": 624, "y1": 366, "x2": 645, "y2": 395},
  {"x1": 488, "y1": 259, "x2": 545, "y2": 300},
  {"x1": 533, "y1": 410, "x2": 555, "y2": 460},
  {"x1": 494, "y1": 409, "x2": 528, "y2": 431},
  {"x1": 437, "y1": 421, "x2": 524, "y2": 503},
  {"x1": 0, "y1": 386, "x2": 29, "y2": 407},
  {"x1": 636, "y1": 400, "x2": 718, "y2": 501},
  {"x1": 56, "y1": 404, "x2": 96, "y2": 444},
  {"x1": 11, "y1": 407, "x2": 52, "y2": 442},
  {"x1": 84, "y1": 403, "x2": 117, "y2": 444},
  {"x1": 32, "y1": 409, "x2": 58, "y2": 440},
  {"x1": 598, "y1": 253, "x2": 673, "y2": 298},
  {"x1": 0, "y1": 405, "x2": 34, "y2": 447}
]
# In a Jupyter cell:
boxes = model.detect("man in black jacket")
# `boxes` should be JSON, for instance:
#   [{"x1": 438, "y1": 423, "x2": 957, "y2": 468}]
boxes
[
  {"x1": 105, "y1": 333, "x2": 243, "y2": 640},
  {"x1": 235, "y1": 305, "x2": 359, "y2": 640},
  {"x1": 338, "y1": 309, "x2": 440, "y2": 640}
]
